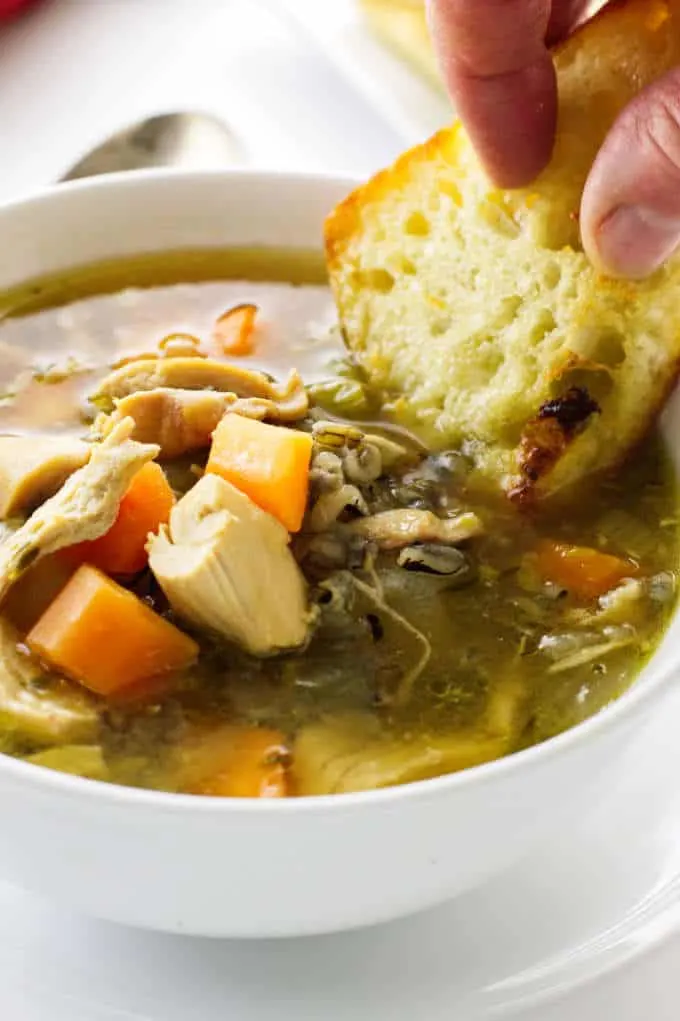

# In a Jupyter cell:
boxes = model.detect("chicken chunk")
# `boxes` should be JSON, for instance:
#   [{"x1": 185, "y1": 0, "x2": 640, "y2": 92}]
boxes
[
  {"x1": 91, "y1": 357, "x2": 308, "y2": 417},
  {"x1": 292, "y1": 713, "x2": 509, "y2": 795},
  {"x1": 0, "y1": 435, "x2": 90, "y2": 519},
  {"x1": 293, "y1": 675, "x2": 528, "y2": 794},
  {"x1": 348, "y1": 509, "x2": 482, "y2": 550},
  {"x1": 0, "y1": 618, "x2": 97, "y2": 745},
  {"x1": 0, "y1": 418, "x2": 158, "y2": 602},
  {"x1": 148, "y1": 474, "x2": 314, "y2": 657},
  {"x1": 96, "y1": 385, "x2": 309, "y2": 458}
]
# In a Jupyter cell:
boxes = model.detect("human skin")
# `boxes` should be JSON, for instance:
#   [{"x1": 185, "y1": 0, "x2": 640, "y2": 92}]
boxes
[{"x1": 427, "y1": 0, "x2": 680, "y2": 278}]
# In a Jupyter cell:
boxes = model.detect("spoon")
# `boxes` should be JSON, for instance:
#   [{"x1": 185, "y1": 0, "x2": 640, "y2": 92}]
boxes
[{"x1": 60, "y1": 111, "x2": 245, "y2": 182}]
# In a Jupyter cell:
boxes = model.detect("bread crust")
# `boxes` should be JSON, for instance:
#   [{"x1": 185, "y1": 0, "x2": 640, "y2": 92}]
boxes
[{"x1": 325, "y1": 0, "x2": 680, "y2": 502}]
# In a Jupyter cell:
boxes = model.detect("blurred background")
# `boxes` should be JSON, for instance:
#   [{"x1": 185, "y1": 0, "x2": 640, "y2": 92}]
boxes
[
  {"x1": 357, "y1": 0, "x2": 608, "y2": 83},
  {"x1": 0, "y1": 0, "x2": 451, "y2": 201},
  {"x1": 0, "y1": 0, "x2": 612, "y2": 202}
]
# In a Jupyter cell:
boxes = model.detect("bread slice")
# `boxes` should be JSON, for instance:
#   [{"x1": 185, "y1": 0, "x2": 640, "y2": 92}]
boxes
[{"x1": 325, "y1": 0, "x2": 680, "y2": 503}]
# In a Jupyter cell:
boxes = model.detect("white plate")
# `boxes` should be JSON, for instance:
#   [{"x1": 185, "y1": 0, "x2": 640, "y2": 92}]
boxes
[{"x1": 2, "y1": 681, "x2": 680, "y2": 1020}]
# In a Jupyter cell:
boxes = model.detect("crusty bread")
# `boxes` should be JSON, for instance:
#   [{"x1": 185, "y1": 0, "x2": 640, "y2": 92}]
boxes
[{"x1": 326, "y1": 0, "x2": 680, "y2": 502}]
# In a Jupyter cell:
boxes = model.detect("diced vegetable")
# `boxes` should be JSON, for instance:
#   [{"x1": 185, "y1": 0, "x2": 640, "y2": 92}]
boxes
[
  {"x1": 27, "y1": 564, "x2": 198, "y2": 696},
  {"x1": 25, "y1": 745, "x2": 108, "y2": 781},
  {"x1": 65, "y1": 462, "x2": 175, "y2": 575},
  {"x1": 213, "y1": 304, "x2": 258, "y2": 356},
  {"x1": 179, "y1": 726, "x2": 289, "y2": 797},
  {"x1": 534, "y1": 540, "x2": 636, "y2": 601},
  {"x1": 207, "y1": 414, "x2": 312, "y2": 532}
]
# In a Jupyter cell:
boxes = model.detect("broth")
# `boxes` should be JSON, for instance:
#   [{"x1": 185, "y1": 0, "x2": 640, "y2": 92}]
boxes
[{"x1": 0, "y1": 250, "x2": 676, "y2": 796}]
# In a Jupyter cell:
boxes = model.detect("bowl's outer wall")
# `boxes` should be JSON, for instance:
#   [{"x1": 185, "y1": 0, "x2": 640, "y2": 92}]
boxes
[
  {"x1": 0, "y1": 706, "x2": 646, "y2": 936},
  {"x1": 0, "y1": 171, "x2": 348, "y2": 287},
  {"x1": 0, "y1": 170, "x2": 674, "y2": 937}
]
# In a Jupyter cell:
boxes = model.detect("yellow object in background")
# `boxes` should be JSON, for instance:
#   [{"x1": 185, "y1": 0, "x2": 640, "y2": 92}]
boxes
[
  {"x1": 358, "y1": 0, "x2": 442, "y2": 90},
  {"x1": 358, "y1": 1, "x2": 610, "y2": 89}
]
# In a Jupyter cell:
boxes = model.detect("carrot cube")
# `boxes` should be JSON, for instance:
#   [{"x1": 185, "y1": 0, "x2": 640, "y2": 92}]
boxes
[
  {"x1": 206, "y1": 414, "x2": 312, "y2": 532},
  {"x1": 27, "y1": 564, "x2": 198, "y2": 696}
]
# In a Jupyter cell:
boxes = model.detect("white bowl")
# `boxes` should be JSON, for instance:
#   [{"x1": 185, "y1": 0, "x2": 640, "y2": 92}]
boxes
[{"x1": 0, "y1": 168, "x2": 679, "y2": 939}]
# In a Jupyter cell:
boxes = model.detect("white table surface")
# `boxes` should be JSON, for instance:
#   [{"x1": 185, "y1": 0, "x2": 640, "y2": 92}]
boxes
[{"x1": 0, "y1": 1, "x2": 679, "y2": 1017}]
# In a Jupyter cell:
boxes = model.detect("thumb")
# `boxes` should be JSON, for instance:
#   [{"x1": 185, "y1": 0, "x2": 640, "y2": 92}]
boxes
[{"x1": 582, "y1": 68, "x2": 680, "y2": 278}]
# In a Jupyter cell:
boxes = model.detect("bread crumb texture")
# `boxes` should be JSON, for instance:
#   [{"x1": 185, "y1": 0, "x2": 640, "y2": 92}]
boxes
[{"x1": 325, "y1": 0, "x2": 680, "y2": 501}]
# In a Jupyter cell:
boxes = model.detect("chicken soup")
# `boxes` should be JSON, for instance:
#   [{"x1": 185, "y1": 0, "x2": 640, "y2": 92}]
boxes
[{"x1": 0, "y1": 250, "x2": 676, "y2": 796}]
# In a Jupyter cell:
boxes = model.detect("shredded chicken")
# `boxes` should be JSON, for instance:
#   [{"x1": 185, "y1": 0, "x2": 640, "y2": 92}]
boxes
[
  {"x1": 0, "y1": 419, "x2": 158, "y2": 601},
  {"x1": 0, "y1": 435, "x2": 91, "y2": 520},
  {"x1": 0, "y1": 619, "x2": 97, "y2": 745},
  {"x1": 568, "y1": 578, "x2": 646, "y2": 627},
  {"x1": 95, "y1": 385, "x2": 309, "y2": 458},
  {"x1": 148, "y1": 474, "x2": 315, "y2": 657},
  {"x1": 292, "y1": 712, "x2": 510, "y2": 795},
  {"x1": 91, "y1": 356, "x2": 308, "y2": 416},
  {"x1": 539, "y1": 624, "x2": 637, "y2": 673},
  {"x1": 347, "y1": 509, "x2": 483, "y2": 550},
  {"x1": 292, "y1": 668, "x2": 528, "y2": 795}
]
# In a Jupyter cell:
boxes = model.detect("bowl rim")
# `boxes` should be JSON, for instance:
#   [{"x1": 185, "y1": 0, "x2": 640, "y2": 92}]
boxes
[{"x1": 0, "y1": 164, "x2": 676, "y2": 814}]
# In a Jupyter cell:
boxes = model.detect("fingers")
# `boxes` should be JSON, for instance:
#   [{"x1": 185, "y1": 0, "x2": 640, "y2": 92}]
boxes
[
  {"x1": 582, "y1": 68, "x2": 680, "y2": 277},
  {"x1": 427, "y1": 0, "x2": 557, "y2": 186}
]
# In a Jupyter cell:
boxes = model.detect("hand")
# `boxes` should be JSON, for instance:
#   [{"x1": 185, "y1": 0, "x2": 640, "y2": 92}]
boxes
[{"x1": 428, "y1": 0, "x2": 680, "y2": 278}]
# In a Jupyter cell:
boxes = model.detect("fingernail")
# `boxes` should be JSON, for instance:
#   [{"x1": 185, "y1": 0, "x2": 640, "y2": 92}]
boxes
[{"x1": 595, "y1": 205, "x2": 680, "y2": 278}]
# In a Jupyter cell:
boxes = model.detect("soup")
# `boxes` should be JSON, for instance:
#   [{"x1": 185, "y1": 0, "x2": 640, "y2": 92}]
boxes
[{"x1": 0, "y1": 250, "x2": 676, "y2": 796}]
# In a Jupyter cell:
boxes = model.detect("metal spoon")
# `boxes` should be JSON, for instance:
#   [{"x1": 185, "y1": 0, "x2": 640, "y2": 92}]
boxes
[{"x1": 60, "y1": 111, "x2": 245, "y2": 182}]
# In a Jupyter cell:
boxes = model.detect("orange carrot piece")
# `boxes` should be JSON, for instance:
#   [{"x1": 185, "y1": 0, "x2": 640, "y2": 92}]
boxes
[
  {"x1": 27, "y1": 564, "x2": 198, "y2": 696},
  {"x1": 65, "y1": 462, "x2": 175, "y2": 575},
  {"x1": 213, "y1": 304, "x2": 258, "y2": 357},
  {"x1": 184, "y1": 727, "x2": 289, "y2": 798},
  {"x1": 534, "y1": 540, "x2": 636, "y2": 601},
  {"x1": 206, "y1": 414, "x2": 312, "y2": 532}
]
